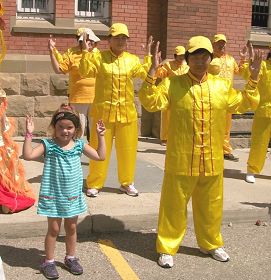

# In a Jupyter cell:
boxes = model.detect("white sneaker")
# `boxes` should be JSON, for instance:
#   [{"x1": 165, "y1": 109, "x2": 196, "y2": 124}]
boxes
[
  {"x1": 119, "y1": 184, "x2": 139, "y2": 197},
  {"x1": 245, "y1": 173, "x2": 255, "y2": 183},
  {"x1": 157, "y1": 254, "x2": 174, "y2": 268},
  {"x1": 200, "y1": 247, "x2": 230, "y2": 262},
  {"x1": 86, "y1": 188, "x2": 99, "y2": 197}
]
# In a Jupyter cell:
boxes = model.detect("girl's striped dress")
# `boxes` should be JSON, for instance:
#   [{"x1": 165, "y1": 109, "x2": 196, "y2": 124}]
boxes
[{"x1": 37, "y1": 139, "x2": 87, "y2": 218}]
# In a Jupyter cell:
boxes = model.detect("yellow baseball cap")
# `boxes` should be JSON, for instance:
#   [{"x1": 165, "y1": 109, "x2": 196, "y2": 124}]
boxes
[
  {"x1": 76, "y1": 28, "x2": 100, "y2": 42},
  {"x1": 175, "y1": 46, "x2": 185, "y2": 56},
  {"x1": 213, "y1": 34, "x2": 227, "y2": 43},
  {"x1": 186, "y1": 36, "x2": 213, "y2": 54},
  {"x1": 108, "y1": 23, "x2": 129, "y2": 37}
]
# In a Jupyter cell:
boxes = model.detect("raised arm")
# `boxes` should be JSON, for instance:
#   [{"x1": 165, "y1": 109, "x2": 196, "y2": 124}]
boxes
[
  {"x1": 23, "y1": 115, "x2": 45, "y2": 160},
  {"x1": 83, "y1": 119, "x2": 106, "y2": 160},
  {"x1": 48, "y1": 35, "x2": 64, "y2": 74}
]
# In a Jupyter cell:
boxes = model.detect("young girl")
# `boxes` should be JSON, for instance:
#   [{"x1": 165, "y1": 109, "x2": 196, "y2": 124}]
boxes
[{"x1": 23, "y1": 104, "x2": 105, "y2": 279}]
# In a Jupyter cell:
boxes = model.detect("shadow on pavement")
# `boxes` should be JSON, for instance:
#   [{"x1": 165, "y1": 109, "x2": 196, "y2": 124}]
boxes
[
  {"x1": 223, "y1": 169, "x2": 244, "y2": 180},
  {"x1": 74, "y1": 214, "x2": 206, "y2": 263},
  {"x1": 137, "y1": 149, "x2": 166, "y2": 155},
  {"x1": 0, "y1": 245, "x2": 43, "y2": 271}
]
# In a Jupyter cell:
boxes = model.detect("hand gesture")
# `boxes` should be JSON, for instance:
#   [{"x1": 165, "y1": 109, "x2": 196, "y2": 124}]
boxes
[
  {"x1": 48, "y1": 35, "x2": 56, "y2": 51},
  {"x1": 81, "y1": 32, "x2": 90, "y2": 51},
  {"x1": 247, "y1": 40, "x2": 254, "y2": 61},
  {"x1": 96, "y1": 119, "x2": 106, "y2": 136},
  {"x1": 146, "y1": 35, "x2": 154, "y2": 55},
  {"x1": 239, "y1": 45, "x2": 248, "y2": 61},
  {"x1": 26, "y1": 115, "x2": 34, "y2": 134},
  {"x1": 249, "y1": 49, "x2": 263, "y2": 80}
]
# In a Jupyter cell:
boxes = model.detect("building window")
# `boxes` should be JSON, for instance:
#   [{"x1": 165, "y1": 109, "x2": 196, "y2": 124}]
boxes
[
  {"x1": 17, "y1": 0, "x2": 55, "y2": 20},
  {"x1": 75, "y1": 0, "x2": 111, "y2": 24},
  {"x1": 252, "y1": 0, "x2": 269, "y2": 28}
]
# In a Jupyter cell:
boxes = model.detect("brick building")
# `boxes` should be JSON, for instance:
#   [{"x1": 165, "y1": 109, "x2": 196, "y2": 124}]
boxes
[{"x1": 0, "y1": 0, "x2": 270, "y2": 142}]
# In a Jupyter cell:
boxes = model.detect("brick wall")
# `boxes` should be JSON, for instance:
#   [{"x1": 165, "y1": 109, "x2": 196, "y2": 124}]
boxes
[
  {"x1": 111, "y1": 0, "x2": 148, "y2": 56},
  {"x1": 55, "y1": 0, "x2": 75, "y2": 18},
  {"x1": 217, "y1": 0, "x2": 252, "y2": 58},
  {"x1": 166, "y1": 0, "x2": 218, "y2": 57}
]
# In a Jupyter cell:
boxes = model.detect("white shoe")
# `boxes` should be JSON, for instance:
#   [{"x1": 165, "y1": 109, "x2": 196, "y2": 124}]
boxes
[
  {"x1": 119, "y1": 184, "x2": 139, "y2": 197},
  {"x1": 200, "y1": 247, "x2": 230, "y2": 262},
  {"x1": 157, "y1": 254, "x2": 174, "y2": 268},
  {"x1": 245, "y1": 173, "x2": 255, "y2": 183},
  {"x1": 86, "y1": 188, "x2": 99, "y2": 197}
]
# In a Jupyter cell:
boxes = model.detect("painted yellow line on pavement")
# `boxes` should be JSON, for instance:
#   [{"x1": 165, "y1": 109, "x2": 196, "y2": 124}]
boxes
[{"x1": 99, "y1": 239, "x2": 140, "y2": 280}]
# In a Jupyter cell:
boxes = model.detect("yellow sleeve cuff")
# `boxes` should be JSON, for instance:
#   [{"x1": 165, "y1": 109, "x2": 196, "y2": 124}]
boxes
[{"x1": 145, "y1": 74, "x2": 157, "y2": 85}]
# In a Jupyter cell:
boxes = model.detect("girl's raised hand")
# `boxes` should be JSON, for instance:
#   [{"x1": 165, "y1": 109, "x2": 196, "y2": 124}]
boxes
[
  {"x1": 26, "y1": 115, "x2": 34, "y2": 134},
  {"x1": 96, "y1": 119, "x2": 106, "y2": 136}
]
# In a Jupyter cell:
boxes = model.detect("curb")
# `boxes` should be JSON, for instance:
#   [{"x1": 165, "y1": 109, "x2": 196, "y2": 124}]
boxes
[{"x1": 1, "y1": 207, "x2": 269, "y2": 239}]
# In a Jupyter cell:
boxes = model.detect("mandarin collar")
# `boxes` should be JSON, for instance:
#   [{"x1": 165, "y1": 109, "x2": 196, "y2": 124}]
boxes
[
  {"x1": 110, "y1": 48, "x2": 124, "y2": 58},
  {"x1": 188, "y1": 71, "x2": 208, "y2": 84}
]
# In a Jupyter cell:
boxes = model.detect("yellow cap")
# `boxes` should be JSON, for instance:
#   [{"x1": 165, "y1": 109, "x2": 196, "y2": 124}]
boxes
[
  {"x1": 213, "y1": 34, "x2": 227, "y2": 43},
  {"x1": 175, "y1": 46, "x2": 185, "y2": 56},
  {"x1": 186, "y1": 36, "x2": 213, "y2": 54},
  {"x1": 76, "y1": 28, "x2": 100, "y2": 42},
  {"x1": 108, "y1": 23, "x2": 129, "y2": 37}
]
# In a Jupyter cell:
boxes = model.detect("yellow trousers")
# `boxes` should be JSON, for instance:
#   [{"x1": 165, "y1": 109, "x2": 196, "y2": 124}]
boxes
[
  {"x1": 156, "y1": 173, "x2": 224, "y2": 255},
  {"x1": 87, "y1": 120, "x2": 138, "y2": 189},
  {"x1": 223, "y1": 113, "x2": 233, "y2": 154},
  {"x1": 247, "y1": 117, "x2": 271, "y2": 174},
  {"x1": 160, "y1": 109, "x2": 170, "y2": 141}
]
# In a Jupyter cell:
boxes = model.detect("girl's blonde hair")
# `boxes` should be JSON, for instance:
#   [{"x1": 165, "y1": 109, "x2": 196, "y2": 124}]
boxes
[{"x1": 48, "y1": 104, "x2": 83, "y2": 139}]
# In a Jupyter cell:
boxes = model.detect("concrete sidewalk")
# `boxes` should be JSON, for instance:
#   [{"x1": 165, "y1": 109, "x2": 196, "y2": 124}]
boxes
[{"x1": 0, "y1": 137, "x2": 270, "y2": 238}]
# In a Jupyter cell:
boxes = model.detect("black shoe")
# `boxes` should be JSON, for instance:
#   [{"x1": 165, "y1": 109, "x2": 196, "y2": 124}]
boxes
[{"x1": 224, "y1": 153, "x2": 239, "y2": 162}]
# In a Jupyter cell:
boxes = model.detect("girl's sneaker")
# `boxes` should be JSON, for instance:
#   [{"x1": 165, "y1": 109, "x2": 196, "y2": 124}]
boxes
[
  {"x1": 64, "y1": 257, "x2": 83, "y2": 275},
  {"x1": 40, "y1": 261, "x2": 59, "y2": 279}
]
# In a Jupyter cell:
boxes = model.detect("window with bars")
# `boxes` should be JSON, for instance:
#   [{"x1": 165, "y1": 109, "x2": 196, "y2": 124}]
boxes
[
  {"x1": 252, "y1": 0, "x2": 270, "y2": 28},
  {"x1": 17, "y1": 0, "x2": 54, "y2": 19},
  {"x1": 75, "y1": 0, "x2": 110, "y2": 24}
]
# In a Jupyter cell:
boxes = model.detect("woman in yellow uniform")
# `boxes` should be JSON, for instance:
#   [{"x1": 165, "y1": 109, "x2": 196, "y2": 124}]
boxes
[
  {"x1": 48, "y1": 28, "x2": 100, "y2": 137},
  {"x1": 156, "y1": 46, "x2": 189, "y2": 145},
  {"x1": 208, "y1": 34, "x2": 244, "y2": 162},
  {"x1": 239, "y1": 46, "x2": 271, "y2": 183},
  {"x1": 139, "y1": 36, "x2": 261, "y2": 268},
  {"x1": 79, "y1": 23, "x2": 151, "y2": 197}
]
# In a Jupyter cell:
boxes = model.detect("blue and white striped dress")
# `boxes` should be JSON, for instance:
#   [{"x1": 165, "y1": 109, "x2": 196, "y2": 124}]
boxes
[{"x1": 37, "y1": 139, "x2": 87, "y2": 218}]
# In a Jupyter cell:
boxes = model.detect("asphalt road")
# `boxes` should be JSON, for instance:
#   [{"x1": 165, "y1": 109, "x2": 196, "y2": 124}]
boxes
[{"x1": 0, "y1": 222, "x2": 270, "y2": 280}]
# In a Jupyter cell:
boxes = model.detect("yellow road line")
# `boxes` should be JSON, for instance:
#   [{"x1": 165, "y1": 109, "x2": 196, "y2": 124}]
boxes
[{"x1": 99, "y1": 239, "x2": 140, "y2": 280}]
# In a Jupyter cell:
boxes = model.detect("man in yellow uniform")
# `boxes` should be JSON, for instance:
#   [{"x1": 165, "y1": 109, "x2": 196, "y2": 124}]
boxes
[
  {"x1": 48, "y1": 28, "x2": 100, "y2": 138},
  {"x1": 239, "y1": 46, "x2": 271, "y2": 183},
  {"x1": 208, "y1": 34, "x2": 241, "y2": 161},
  {"x1": 79, "y1": 23, "x2": 151, "y2": 197},
  {"x1": 139, "y1": 36, "x2": 261, "y2": 268},
  {"x1": 156, "y1": 46, "x2": 189, "y2": 145}
]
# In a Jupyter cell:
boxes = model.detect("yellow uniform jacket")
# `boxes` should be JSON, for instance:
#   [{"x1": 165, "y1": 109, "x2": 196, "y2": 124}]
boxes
[
  {"x1": 240, "y1": 60, "x2": 271, "y2": 118},
  {"x1": 54, "y1": 47, "x2": 99, "y2": 104},
  {"x1": 139, "y1": 72, "x2": 259, "y2": 176},
  {"x1": 209, "y1": 54, "x2": 239, "y2": 85},
  {"x1": 79, "y1": 50, "x2": 150, "y2": 123}
]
